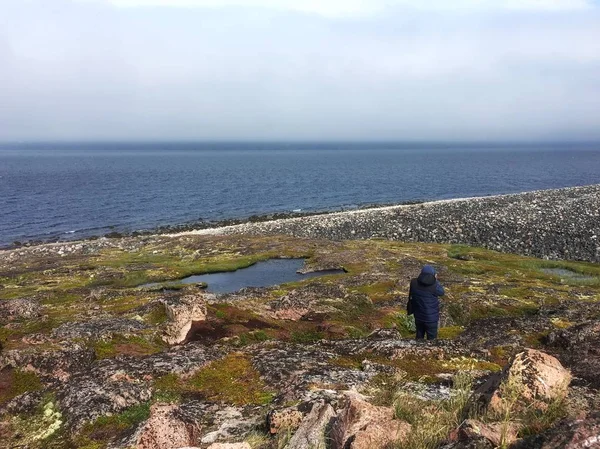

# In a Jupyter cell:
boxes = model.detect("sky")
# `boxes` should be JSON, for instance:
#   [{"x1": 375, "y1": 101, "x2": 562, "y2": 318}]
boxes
[{"x1": 0, "y1": 0, "x2": 599, "y2": 141}]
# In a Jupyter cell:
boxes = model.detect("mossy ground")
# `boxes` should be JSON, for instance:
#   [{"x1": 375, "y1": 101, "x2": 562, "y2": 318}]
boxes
[{"x1": 1, "y1": 234, "x2": 599, "y2": 448}]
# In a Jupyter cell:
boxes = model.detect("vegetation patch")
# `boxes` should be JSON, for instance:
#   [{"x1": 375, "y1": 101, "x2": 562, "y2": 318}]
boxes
[
  {"x1": 185, "y1": 353, "x2": 274, "y2": 405},
  {"x1": 76, "y1": 402, "x2": 151, "y2": 448},
  {"x1": 93, "y1": 335, "x2": 165, "y2": 359},
  {"x1": 0, "y1": 369, "x2": 43, "y2": 405},
  {"x1": 438, "y1": 326, "x2": 464, "y2": 339}
]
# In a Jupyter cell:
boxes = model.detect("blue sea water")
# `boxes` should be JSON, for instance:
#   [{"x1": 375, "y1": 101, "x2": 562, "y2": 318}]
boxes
[{"x1": 1, "y1": 142, "x2": 600, "y2": 247}]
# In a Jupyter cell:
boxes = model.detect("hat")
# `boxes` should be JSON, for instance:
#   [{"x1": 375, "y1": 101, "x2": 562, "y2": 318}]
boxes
[{"x1": 421, "y1": 265, "x2": 436, "y2": 275}]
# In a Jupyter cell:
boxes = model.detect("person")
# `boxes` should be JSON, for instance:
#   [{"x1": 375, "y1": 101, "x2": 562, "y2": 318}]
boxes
[{"x1": 407, "y1": 265, "x2": 445, "y2": 340}]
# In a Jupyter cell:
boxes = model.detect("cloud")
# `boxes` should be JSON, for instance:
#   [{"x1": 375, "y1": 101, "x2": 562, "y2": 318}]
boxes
[
  {"x1": 92, "y1": 0, "x2": 595, "y2": 16},
  {"x1": 0, "y1": 0, "x2": 599, "y2": 141}
]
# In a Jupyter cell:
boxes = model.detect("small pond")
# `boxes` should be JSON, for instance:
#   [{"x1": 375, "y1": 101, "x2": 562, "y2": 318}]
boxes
[
  {"x1": 541, "y1": 268, "x2": 595, "y2": 282},
  {"x1": 143, "y1": 258, "x2": 345, "y2": 294}
]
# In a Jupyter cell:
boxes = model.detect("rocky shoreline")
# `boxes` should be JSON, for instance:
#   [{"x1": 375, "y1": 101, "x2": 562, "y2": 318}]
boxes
[{"x1": 174, "y1": 184, "x2": 600, "y2": 262}]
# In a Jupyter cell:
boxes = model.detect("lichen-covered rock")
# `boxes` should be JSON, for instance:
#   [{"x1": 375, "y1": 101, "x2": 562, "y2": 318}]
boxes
[
  {"x1": 545, "y1": 320, "x2": 600, "y2": 388},
  {"x1": 58, "y1": 375, "x2": 152, "y2": 428},
  {"x1": 266, "y1": 407, "x2": 304, "y2": 434},
  {"x1": 0, "y1": 298, "x2": 41, "y2": 322},
  {"x1": 459, "y1": 419, "x2": 520, "y2": 447},
  {"x1": 286, "y1": 402, "x2": 336, "y2": 449},
  {"x1": 330, "y1": 392, "x2": 411, "y2": 449},
  {"x1": 206, "y1": 443, "x2": 252, "y2": 449},
  {"x1": 54, "y1": 343, "x2": 222, "y2": 428},
  {"x1": 161, "y1": 295, "x2": 207, "y2": 345},
  {"x1": 0, "y1": 345, "x2": 95, "y2": 382},
  {"x1": 53, "y1": 319, "x2": 148, "y2": 341},
  {"x1": 512, "y1": 412, "x2": 600, "y2": 449},
  {"x1": 134, "y1": 403, "x2": 200, "y2": 449},
  {"x1": 473, "y1": 349, "x2": 571, "y2": 414}
]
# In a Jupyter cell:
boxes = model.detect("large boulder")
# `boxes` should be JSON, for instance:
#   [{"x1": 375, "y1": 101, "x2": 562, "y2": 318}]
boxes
[
  {"x1": 135, "y1": 403, "x2": 200, "y2": 449},
  {"x1": 472, "y1": 349, "x2": 571, "y2": 415},
  {"x1": 330, "y1": 393, "x2": 411, "y2": 449},
  {"x1": 287, "y1": 402, "x2": 336, "y2": 449},
  {"x1": 161, "y1": 295, "x2": 207, "y2": 345}
]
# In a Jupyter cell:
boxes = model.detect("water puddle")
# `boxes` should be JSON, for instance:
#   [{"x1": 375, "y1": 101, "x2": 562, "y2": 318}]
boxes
[
  {"x1": 143, "y1": 258, "x2": 345, "y2": 294},
  {"x1": 541, "y1": 268, "x2": 595, "y2": 282}
]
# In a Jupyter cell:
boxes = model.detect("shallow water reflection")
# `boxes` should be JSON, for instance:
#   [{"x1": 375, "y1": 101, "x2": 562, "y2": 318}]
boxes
[{"x1": 144, "y1": 258, "x2": 345, "y2": 294}]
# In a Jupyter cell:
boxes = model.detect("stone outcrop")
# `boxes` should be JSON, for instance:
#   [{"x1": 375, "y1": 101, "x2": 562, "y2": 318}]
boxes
[
  {"x1": 161, "y1": 295, "x2": 208, "y2": 345},
  {"x1": 458, "y1": 419, "x2": 520, "y2": 447},
  {"x1": 286, "y1": 402, "x2": 336, "y2": 449},
  {"x1": 473, "y1": 348, "x2": 571, "y2": 415},
  {"x1": 330, "y1": 393, "x2": 411, "y2": 449},
  {"x1": 0, "y1": 298, "x2": 41, "y2": 321},
  {"x1": 206, "y1": 443, "x2": 252, "y2": 449},
  {"x1": 134, "y1": 403, "x2": 200, "y2": 449},
  {"x1": 513, "y1": 412, "x2": 600, "y2": 449},
  {"x1": 545, "y1": 320, "x2": 600, "y2": 388},
  {"x1": 53, "y1": 319, "x2": 148, "y2": 341}
]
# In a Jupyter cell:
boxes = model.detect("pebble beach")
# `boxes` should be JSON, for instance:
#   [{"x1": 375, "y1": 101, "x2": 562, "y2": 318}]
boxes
[{"x1": 174, "y1": 184, "x2": 600, "y2": 262}]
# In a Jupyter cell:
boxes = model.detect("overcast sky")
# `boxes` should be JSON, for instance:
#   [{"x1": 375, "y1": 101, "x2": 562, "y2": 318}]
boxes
[{"x1": 1, "y1": 0, "x2": 599, "y2": 141}]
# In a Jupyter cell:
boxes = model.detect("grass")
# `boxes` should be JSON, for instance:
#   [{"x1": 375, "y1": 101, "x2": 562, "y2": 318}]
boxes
[
  {"x1": 394, "y1": 371, "x2": 474, "y2": 449},
  {"x1": 154, "y1": 353, "x2": 275, "y2": 406}
]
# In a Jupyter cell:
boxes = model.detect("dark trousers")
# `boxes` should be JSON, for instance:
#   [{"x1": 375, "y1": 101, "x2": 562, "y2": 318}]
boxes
[{"x1": 415, "y1": 320, "x2": 438, "y2": 340}]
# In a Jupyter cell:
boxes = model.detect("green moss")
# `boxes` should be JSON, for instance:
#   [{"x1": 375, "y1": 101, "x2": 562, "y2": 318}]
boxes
[
  {"x1": 185, "y1": 353, "x2": 274, "y2": 405},
  {"x1": 290, "y1": 330, "x2": 324, "y2": 343},
  {"x1": 0, "y1": 369, "x2": 43, "y2": 404},
  {"x1": 145, "y1": 303, "x2": 169, "y2": 325},
  {"x1": 77, "y1": 403, "x2": 151, "y2": 447},
  {"x1": 355, "y1": 281, "x2": 397, "y2": 300},
  {"x1": 93, "y1": 335, "x2": 165, "y2": 359},
  {"x1": 237, "y1": 330, "x2": 271, "y2": 346},
  {"x1": 437, "y1": 326, "x2": 464, "y2": 340},
  {"x1": 152, "y1": 373, "x2": 182, "y2": 403}
]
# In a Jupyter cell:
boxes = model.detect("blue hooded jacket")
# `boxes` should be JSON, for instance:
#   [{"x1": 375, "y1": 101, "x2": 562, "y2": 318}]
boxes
[{"x1": 408, "y1": 265, "x2": 445, "y2": 323}]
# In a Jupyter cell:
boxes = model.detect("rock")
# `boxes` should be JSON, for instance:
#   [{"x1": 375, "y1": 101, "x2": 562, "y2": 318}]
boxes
[
  {"x1": 266, "y1": 407, "x2": 304, "y2": 434},
  {"x1": 206, "y1": 443, "x2": 251, "y2": 449},
  {"x1": 472, "y1": 349, "x2": 571, "y2": 414},
  {"x1": 512, "y1": 411, "x2": 600, "y2": 449},
  {"x1": 459, "y1": 419, "x2": 520, "y2": 447},
  {"x1": 545, "y1": 320, "x2": 600, "y2": 388},
  {"x1": 0, "y1": 345, "x2": 95, "y2": 382},
  {"x1": 58, "y1": 375, "x2": 152, "y2": 428},
  {"x1": 0, "y1": 298, "x2": 41, "y2": 321},
  {"x1": 135, "y1": 403, "x2": 200, "y2": 449},
  {"x1": 53, "y1": 319, "x2": 148, "y2": 341},
  {"x1": 330, "y1": 392, "x2": 411, "y2": 449},
  {"x1": 287, "y1": 402, "x2": 336, "y2": 449},
  {"x1": 161, "y1": 295, "x2": 207, "y2": 345}
]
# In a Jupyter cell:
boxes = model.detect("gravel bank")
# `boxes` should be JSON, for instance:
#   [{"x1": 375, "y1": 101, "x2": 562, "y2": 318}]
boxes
[{"x1": 173, "y1": 185, "x2": 600, "y2": 262}]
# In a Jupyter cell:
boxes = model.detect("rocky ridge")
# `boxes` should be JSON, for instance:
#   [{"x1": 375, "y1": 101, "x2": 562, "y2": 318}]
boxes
[{"x1": 0, "y1": 229, "x2": 599, "y2": 448}]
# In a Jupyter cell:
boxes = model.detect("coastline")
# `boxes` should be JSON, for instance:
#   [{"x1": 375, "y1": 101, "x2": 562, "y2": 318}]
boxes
[
  {"x1": 2, "y1": 184, "x2": 600, "y2": 262},
  {"x1": 169, "y1": 184, "x2": 600, "y2": 262}
]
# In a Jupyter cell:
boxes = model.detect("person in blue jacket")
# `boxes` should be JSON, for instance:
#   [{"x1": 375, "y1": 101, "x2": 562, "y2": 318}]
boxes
[{"x1": 407, "y1": 265, "x2": 445, "y2": 340}]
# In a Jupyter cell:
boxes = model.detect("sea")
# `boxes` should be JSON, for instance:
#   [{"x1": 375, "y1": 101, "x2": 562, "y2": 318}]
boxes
[{"x1": 1, "y1": 142, "x2": 600, "y2": 248}]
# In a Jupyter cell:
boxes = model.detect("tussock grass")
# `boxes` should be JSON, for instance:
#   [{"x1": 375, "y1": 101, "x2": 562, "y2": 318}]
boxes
[{"x1": 394, "y1": 371, "x2": 474, "y2": 449}]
